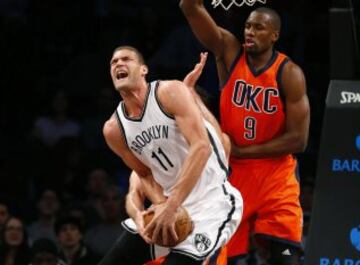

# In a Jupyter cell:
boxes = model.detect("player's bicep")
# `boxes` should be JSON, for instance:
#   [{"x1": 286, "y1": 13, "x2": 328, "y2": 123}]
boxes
[
  {"x1": 160, "y1": 81, "x2": 209, "y2": 145},
  {"x1": 103, "y1": 116, "x2": 151, "y2": 177},
  {"x1": 285, "y1": 96, "x2": 310, "y2": 135},
  {"x1": 282, "y1": 63, "x2": 310, "y2": 148}
]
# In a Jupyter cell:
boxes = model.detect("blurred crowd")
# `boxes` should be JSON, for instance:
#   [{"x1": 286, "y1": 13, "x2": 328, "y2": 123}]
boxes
[{"x1": 0, "y1": 0, "x2": 340, "y2": 264}]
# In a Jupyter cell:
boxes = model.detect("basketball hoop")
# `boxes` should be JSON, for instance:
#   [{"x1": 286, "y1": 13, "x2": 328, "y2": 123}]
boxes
[{"x1": 212, "y1": 0, "x2": 267, "y2": 10}]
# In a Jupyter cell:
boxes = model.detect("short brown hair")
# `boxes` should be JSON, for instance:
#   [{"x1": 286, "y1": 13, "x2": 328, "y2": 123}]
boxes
[{"x1": 112, "y1": 45, "x2": 146, "y2": 65}]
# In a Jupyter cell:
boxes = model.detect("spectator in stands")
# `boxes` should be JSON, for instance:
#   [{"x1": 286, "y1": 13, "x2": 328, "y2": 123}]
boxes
[
  {"x1": 84, "y1": 185, "x2": 126, "y2": 256},
  {"x1": 81, "y1": 167, "x2": 111, "y2": 226},
  {"x1": 61, "y1": 205, "x2": 88, "y2": 234},
  {"x1": 0, "y1": 216, "x2": 30, "y2": 265},
  {"x1": 27, "y1": 189, "x2": 60, "y2": 245},
  {"x1": 32, "y1": 89, "x2": 80, "y2": 147},
  {"x1": 81, "y1": 87, "x2": 116, "y2": 153},
  {"x1": 55, "y1": 215, "x2": 100, "y2": 265},
  {"x1": 30, "y1": 238, "x2": 64, "y2": 265},
  {"x1": 0, "y1": 201, "x2": 10, "y2": 246}
]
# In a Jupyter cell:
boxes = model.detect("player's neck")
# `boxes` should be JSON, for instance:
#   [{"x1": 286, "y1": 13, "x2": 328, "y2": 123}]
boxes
[
  {"x1": 121, "y1": 80, "x2": 149, "y2": 118},
  {"x1": 247, "y1": 48, "x2": 274, "y2": 71}
]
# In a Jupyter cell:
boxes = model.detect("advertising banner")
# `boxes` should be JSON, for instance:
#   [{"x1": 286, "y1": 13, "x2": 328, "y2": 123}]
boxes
[{"x1": 305, "y1": 80, "x2": 360, "y2": 264}]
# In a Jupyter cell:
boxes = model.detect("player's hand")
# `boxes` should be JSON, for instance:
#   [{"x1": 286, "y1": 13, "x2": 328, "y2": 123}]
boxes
[
  {"x1": 134, "y1": 210, "x2": 152, "y2": 244},
  {"x1": 183, "y1": 52, "x2": 208, "y2": 90},
  {"x1": 144, "y1": 202, "x2": 179, "y2": 246}
]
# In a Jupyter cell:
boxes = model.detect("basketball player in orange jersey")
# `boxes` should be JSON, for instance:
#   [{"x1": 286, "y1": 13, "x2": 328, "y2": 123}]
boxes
[{"x1": 180, "y1": 2, "x2": 310, "y2": 264}]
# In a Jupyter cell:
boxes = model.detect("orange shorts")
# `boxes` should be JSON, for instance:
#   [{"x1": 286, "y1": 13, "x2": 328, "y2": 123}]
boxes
[{"x1": 226, "y1": 155, "x2": 302, "y2": 257}]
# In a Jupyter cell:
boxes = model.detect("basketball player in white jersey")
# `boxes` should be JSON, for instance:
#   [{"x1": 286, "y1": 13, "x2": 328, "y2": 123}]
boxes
[
  {"x1": 99, "y1": 52, "x2": 231, "y2": 265},
  {"x1": 101, "y1": 46, "x2": 243, "y2": 265}
]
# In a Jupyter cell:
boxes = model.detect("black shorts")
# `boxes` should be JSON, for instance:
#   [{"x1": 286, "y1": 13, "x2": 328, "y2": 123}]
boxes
[{"x1": 98, "y1": 224, "x2": 202, "y2": 265}]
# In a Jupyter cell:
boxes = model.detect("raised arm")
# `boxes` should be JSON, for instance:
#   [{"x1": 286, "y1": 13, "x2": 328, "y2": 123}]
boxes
[
  {"x1": 180, "y1": 0, "x2": 241, "y2": 68},
  {"x1": 231, "y1": 61, "x2": 310, "y2": 158}
]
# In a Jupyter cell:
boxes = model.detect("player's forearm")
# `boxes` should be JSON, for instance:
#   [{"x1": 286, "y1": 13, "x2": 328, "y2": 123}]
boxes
[
  {"x1": 231, "y1": 132, "x2": 307, "y2": 159},
  {"x1": 166, "y1": 140, "x2": 211, "y2": 210},
  {"x1": 126, "y1": 171, "x2": 148, "y2": 221},
  {"x1": 140, "y1": 175, "x2": 167, "y2": 205},
  {"x1": 125, "y1": 190, "x2": 145, "y2": 221},
  {"x1": 180, "y1": 0, "x2": 203, "y2": 14},
  {"x1": 180, "y1": 0, "x2": 224, "y2": 56}
]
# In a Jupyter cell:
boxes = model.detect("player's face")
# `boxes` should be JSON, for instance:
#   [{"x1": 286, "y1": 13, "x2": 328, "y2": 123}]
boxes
[
  {"x1": 110, "y1": 49, "x2": 147, "y2": 91},
  {"x1": 244, "y1": 11, "x2": 278, "y2": 55}
]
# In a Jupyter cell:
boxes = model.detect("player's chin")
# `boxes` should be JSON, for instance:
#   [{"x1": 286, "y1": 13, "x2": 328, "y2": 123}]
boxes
[
  {"x1": 114, "y1": 83, "x2": 126, "y2": 91},
  {"x1": 113, "y1": 83, "x2": 121, "y2": 91},
  {"x1": 244, "y1": 47, "x2": 259, "y2": 55}
]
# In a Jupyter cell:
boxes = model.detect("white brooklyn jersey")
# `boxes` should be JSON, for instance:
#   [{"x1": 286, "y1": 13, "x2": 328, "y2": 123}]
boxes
[
  {"x1": 115, "y1": 81, "x2": 228, "y2": 206},
  {"x1": 117, "y1": 81, "x2": 243, "y2": 260}
]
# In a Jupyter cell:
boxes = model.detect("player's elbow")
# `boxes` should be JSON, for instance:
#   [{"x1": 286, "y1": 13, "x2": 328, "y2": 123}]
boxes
[
  {"x1": 293, "y1": 134, "x2": 308, "y2": 153},
  {"x1": 294, "y1": 142, "x2": 306, "y2": 153},
  {"x1": 102, "y1": 118, "x2": 118, "y2": 146},
  {"x1": 198, "y1": 139, "x2": 212, "y2": 160},
  {"x1": 102, "y1": 120, "x2": 111, "y2": 139}
]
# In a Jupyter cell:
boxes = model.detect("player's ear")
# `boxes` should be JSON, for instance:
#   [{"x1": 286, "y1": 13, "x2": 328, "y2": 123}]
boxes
[
  {"x1": 272, "y1": 31, "x2": 279, "y2": 43},
  {"x1": 141, "y1": 65, "x2": 149, "y2": 76}
]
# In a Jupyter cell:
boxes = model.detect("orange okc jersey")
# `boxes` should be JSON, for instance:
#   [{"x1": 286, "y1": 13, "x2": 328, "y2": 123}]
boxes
[
  {"x1": 219, "y1": 50, "x2": 302, "y2": 257},
  {"x1": 220, "y1": 50, "x2": 289, "y2": 149}
]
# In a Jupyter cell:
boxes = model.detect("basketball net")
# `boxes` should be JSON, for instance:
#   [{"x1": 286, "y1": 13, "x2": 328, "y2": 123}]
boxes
[{"x1": 212, "y1": 0, "x2": 267, "y2": 10}]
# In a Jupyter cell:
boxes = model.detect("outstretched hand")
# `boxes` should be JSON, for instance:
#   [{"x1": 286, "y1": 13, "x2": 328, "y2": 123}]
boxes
[{"x1": 183, "y1": 52, "x2": 208, "y2": 89}]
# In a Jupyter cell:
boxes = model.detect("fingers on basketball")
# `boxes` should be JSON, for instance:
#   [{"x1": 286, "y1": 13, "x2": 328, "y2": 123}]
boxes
[{"x1": 143, "y1": 206, "x2": 193, "y2": 247}]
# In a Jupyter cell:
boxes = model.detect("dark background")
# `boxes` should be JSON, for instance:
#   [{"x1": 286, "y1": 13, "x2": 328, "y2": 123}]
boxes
[{"x1": 0, "y1": 0, "x2": 359, "y2": 237}]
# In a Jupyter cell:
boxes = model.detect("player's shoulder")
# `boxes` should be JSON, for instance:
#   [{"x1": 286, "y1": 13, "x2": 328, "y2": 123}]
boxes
[
  {"x1": 103, "y1": 113, "x2": 120, "y2": 139},
  {"x1": 158, "y1": 80, "x2": 183, "y2": 91},
  {"x1": 280, "y1": 58, "x2": 307, "y2": 95},
  {"x1": 282, "y1": 58, "x2": 304, "y2": 77},
  {"x1": 156, "y1": 80, "x2": 193, "y2": 114},
  {"x1": 157, "y1": 80, "x2": 186, "y2": 99}
]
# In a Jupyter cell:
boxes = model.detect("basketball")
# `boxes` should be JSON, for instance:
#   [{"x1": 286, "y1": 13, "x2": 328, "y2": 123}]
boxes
[{"x1": 143, "y1": 206, "x2": 193, "y2": 247}]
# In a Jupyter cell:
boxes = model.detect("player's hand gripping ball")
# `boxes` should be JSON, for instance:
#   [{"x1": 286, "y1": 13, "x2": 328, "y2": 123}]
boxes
[{"x1": 143, "y1": 206, "x2": 193, "y2": 247}]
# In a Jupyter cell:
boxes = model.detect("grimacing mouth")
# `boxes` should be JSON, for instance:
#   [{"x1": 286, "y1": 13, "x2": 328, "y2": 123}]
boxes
[{"x1": 116, "y1": 71, "x2": 128, "y2": 80}]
